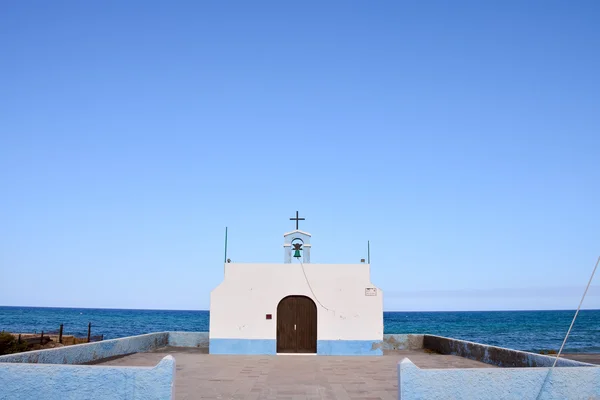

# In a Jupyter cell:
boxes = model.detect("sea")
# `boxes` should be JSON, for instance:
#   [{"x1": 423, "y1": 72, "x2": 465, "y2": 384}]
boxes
[{"x1": 1, "y1": 307, "x2": 599, "y2": 353}]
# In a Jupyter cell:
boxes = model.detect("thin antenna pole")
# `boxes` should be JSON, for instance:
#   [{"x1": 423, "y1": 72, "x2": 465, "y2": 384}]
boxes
[
  {"x1": 552, "y1": 255, "x2": 600, "y2": 367},
  {"x1": 224, "y1": 227, "x2": 228, "y2": 263},
  {"x1": 368, "y1": 241, "x2": 370, "y2": 264}
]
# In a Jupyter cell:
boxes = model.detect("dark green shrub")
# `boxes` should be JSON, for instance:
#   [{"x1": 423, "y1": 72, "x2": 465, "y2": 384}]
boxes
[{"x1": 0, "y1": 332, "x2": 29, "y2": 355}]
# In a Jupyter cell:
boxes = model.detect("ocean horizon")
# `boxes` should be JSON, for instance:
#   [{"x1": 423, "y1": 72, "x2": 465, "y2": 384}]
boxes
[
  {"x1": 1, "y1": 306, "x2": 599, "y2": 353},
  {"x1": 3, "y1": 305, "x2": 597, "y2": 312}
]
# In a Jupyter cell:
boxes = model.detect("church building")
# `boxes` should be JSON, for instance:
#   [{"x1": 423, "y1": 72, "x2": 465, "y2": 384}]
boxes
[{"x1": 209, "y1": 212, "x2": 383, "y2": 355}]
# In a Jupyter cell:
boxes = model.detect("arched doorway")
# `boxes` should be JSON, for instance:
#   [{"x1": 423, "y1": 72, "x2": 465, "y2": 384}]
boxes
[{"x1": 276, "y1": 295, "x2": 317, "y2": 353}]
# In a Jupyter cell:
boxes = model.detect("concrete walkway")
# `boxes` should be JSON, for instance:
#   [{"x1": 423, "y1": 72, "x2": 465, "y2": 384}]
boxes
[{"x1": 100, "y1": 347, "x2": 494, "y2": 399}]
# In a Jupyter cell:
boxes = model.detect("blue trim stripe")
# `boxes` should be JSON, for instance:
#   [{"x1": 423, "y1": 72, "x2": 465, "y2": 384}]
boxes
[
  {"x1": 318, "y1": 340, "x2": 383, "y2": 356},
  {"x1": 210, "y1": 339, "x2": 276, "y2": 355},
  {"x1": 209, "y1": 338, "x2": 382, "y2": 356}
]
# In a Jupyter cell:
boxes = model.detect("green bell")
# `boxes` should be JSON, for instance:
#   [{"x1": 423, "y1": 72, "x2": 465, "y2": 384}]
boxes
[{"x1": 292, "y1": 242, "x2": 303, "y2": 258}]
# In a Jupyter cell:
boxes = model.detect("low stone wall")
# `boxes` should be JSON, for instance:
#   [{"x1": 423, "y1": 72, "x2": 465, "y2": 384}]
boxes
[
  {"x1": 398, "y1": 358, "x2": 600, "y2": 400},
  {"x1": 423, "y1": 334, "x2": 594, "y2": 367},
  {"x1": 0, "y1": 332, "x2": 168, "y2": 365},
  {"x1": 168, "y1": 331, "x2": 209, "y2": 348},
  {"x1": 1, "y1": 330, "x2": 593, "y2": 369},
  {"x1": 0, "y1": 332, "x2": 210, "y2": 366},
  {"x1": 2, "y1": 330, "x2": 599, "y2": 400},
  {"x1": 0, "y1": 355, "x2": 175, "y2": 400},
  {"x1": 382, "y1": 334, "x2": 424, "y2": 351}
]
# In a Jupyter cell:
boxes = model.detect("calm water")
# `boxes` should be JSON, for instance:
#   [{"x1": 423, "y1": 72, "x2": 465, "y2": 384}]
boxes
[{"x1": 1, "y1": 307, "x2": 599, "y2": 353}]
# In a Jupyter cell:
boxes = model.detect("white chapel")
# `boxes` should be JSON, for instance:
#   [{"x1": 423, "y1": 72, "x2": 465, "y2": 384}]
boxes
[{"x1": 209, "y1": 212, "x2": 383, "y2": 355}]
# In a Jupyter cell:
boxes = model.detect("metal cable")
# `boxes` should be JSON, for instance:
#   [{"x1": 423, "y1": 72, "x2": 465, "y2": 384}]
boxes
[
  {"x1": 297, "y1": 258, "x2": 334, "y2": 313},
  {"x1": 552, "y1": 256, "x2": 600, "y2": 367},
  {"x1": 535, "y1": 256, "x2": 600, "y2": 400}
]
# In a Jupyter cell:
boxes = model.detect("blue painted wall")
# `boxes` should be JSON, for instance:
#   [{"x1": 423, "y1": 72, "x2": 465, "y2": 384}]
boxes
[
  {"x1": 317, "y1": 340, "x2": 383, "y2": 356},
  {"x1": 209, "y1": 338, "x2": 276, "y2": 355},
  {"x1": 399, "y1": 358, "x2": 600, "y2": 400},
  {"x1": 0, "y1": 355, "x2": 175, "y2": 400},
  {"x1": 209, "y1": 338, "x2": 383, "y2": 355}
]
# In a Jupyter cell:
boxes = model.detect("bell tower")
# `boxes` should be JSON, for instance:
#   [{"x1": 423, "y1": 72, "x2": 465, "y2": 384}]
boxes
[{"x1": 283, "y1": 211, "x2": 311, "y2": 263}]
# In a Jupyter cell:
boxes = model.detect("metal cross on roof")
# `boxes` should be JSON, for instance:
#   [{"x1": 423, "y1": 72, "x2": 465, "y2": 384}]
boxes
[{"x1": 289, "y1": 211, "x2": 305, "y2": 230}]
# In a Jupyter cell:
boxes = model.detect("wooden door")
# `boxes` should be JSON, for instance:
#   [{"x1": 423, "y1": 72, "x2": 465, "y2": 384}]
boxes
[
  {"x1": 276, "y1": 296, "x2": 297, "y2": 353},
  {"x1": 295, "y1": 296, "x2": 317, "y2": 353},
  {"x1": 276, "y1": 296, "x2": 317, "y2": 353}
]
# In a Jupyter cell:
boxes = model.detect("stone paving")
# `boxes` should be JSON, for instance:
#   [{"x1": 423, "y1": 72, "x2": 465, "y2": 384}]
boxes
[{"x1": 99, "y1": 347, "x2": 494, "y2": 399}]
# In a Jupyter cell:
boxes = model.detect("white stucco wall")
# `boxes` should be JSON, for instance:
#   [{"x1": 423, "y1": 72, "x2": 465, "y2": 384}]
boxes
[
  {"x1": 0, "y1": 356, "x2": 175, "y2": 400},
  {"x1": 398, "y1": 358, "x2": 600, "y2": 400},
  {"x1": 210, "y1": 263, "x2": 383, "y2": 341}
]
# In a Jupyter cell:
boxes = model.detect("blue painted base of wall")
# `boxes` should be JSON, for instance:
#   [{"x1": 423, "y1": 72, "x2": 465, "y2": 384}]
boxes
[
  {"x1": 209, "y1": 339, "x2": 382, "y2": 356},
  {"x1": 318, "y1": 340, "x2": 382, "y2": 356},
  {"x1": 210, "y1": 339, "x2": 276, "y2": 355}
]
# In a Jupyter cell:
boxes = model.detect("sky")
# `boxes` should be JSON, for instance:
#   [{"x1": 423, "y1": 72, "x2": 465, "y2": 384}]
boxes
[{"x1": 1, "y1": 1, "x2": 599, "y2": 311}]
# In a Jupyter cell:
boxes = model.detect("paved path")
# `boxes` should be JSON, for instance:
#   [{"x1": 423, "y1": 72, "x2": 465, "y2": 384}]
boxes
[
  {"x1": 100, "y1": 347, "x2": 494, "y2": 400},
  {"x1": 562, "y1": 353, "x2": 600, "y2": 365}
]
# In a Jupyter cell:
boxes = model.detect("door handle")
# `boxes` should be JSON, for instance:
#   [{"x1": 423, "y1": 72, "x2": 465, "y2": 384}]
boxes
[{"x1": 294, "y1": 324, "x2": 296, "y2": 330}]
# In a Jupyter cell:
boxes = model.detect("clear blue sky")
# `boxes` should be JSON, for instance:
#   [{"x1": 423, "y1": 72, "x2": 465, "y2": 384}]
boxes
[{"x1": 1, "y1": 1, "x2": 599, "y2": 311}]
